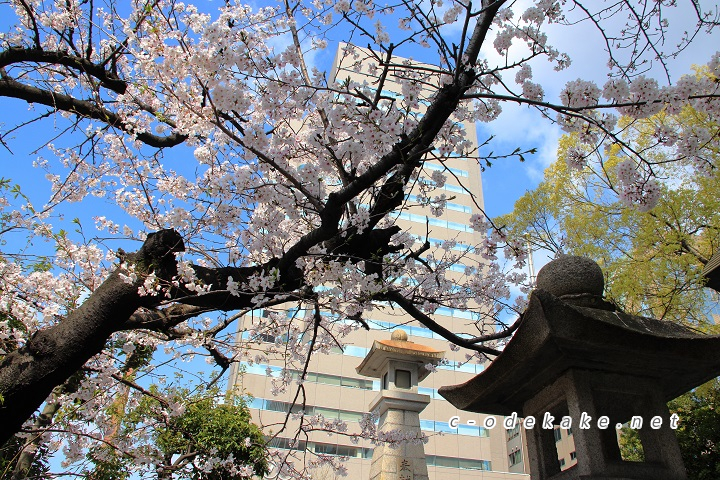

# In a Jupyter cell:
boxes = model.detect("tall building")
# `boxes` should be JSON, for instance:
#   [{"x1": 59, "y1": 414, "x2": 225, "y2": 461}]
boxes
[{"x1": 229, "y1": 44, "x2": 531, "y2": 479}]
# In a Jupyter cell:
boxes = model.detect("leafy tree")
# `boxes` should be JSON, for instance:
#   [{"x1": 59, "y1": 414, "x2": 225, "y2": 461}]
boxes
[
  {"x1": 503, "y1": 86, "x2": 720, "y2": 480},
  {"x1": 618, "y1": 426, "x2": 644, "y2": 463},
  {"x1": 154, "y1": 391, "x2": 267, "y2": 479},
  {"x1": 670, "y1": 379, "x2": 720, "y2": 480},
  {"x1": 0, "y1": 0, "x2": 719, "y2": 476},
  {"x1": 496, "y1": 103, "x2": 720, "y2": 326},
  {"x1": 82, "y1": 387, "x2": 267, "y2": 480}
]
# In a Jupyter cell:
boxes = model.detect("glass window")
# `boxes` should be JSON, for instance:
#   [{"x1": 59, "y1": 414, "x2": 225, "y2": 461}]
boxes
[
  {"x1": 314, "y1": 406, "x2": 339, "y2": 419},
  {"x1": 458, "y1": 424, "x2": 479, "y2": 436},
  {"x1": 420, "y1": 419, "x2": 435, "y2": 431},
  {"x1": 344, "y1": 345, "x2": 368, "y2": 357},
  {"x1": 256, "y1": 332, "x2": 276, "y2": 343},
  {"x1": 435, "y1": 421, "x2": 456, "y2": 434},
  {"x1": 313, "y1": 443, "x2": 337, "y2": 455},
  {"x1": 318, "y1": 373, "x2": 341, "y2": 386},
  {"x1": 336, "y1": 445, "x2": 362, "y2": 458},
  {"x1": 458, "y1": 458, "x2": 489, "y2": 470},
  {"x1": 340, "y1": 377, "x2": 361, "y2": 388},
  {"x1": 434, "y1": 456, "x2": 459, "y2": 468},
  {"x1": 412, "y1": 326, "x2": 432, "y2": 338},
  {"x1": 427, "y1": 455, "x2": 491, "y2": 470},
  {"x1": 338, "y1": 410, "x2": 363, "y2": 422},
  {"x1": 265, "y1": 400, "x2": 288, "y2": 413},
  {"x1": 268, "y1": 437, "x2": 306, "y2": 451},
  {"x1": 418, "y1": 387, "x2": 434, "y2": 397}
]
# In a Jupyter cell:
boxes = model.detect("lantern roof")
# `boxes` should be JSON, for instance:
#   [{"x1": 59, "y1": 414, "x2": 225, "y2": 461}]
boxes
[{"x1": 356, "y1": 329, "x2": 444, "y2": 381}]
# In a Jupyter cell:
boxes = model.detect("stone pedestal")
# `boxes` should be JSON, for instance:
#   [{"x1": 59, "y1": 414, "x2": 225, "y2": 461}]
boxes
[{"x1": 368, "y1": 390, "x2": 431, "y2": 480}]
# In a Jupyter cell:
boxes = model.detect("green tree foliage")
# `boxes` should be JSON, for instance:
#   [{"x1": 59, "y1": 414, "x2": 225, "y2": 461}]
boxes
[
  {"x1": 119, "y1": 387, "x2": 268, "y2": 480},
  {"x1": 501, "y1": 96, "x2": 720, "y2": 478},
  {"x1": 618, "y1": 379, "x2": 720, "y2": 479},
  {"x1": 669, "y1": 379, "x2": 720, "y2": 479},
  {"x1": 496, "y1": 105, "x2": 720, "y2": 326},
  {"x1": 618, "y1": 426, "x2": 644, "y2": 462}
]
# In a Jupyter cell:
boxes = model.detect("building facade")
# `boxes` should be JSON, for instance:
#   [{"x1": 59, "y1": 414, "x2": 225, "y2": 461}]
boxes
[{"x1": 229, "y1": 44, "x2": 531, "y2": 479}]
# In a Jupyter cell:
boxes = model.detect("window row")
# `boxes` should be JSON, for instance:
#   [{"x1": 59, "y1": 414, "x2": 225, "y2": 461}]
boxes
[
  {"x1": 424, "y1": 161, "x2": 469, "y2": 178},
  {"x1": 244, "y1": 361, "x2": 479, "y2": 398},
  {"x1": 420, "y1": 419, "x2": 489, "y2": 438},
  {"x1": 269, "y1": 438, "x2": 493, "y2": 471},
  {"x1": 240, "y1": 329, "x2": 485, "y2": 375},
  {"x1": 411, "y1": 235, "x2": 476, "y2": 253},
  {"x1": 268, "y1": 437, "x2": 373, "y2": 459},
  {"x1": 250, "y1": 397, "x2": 489, "y2": 436},
  {"x1": 397, "y1": 212, "x2": 474, "y2": 233},
  {"x1": 243, "y1": 363, "x2": 376, "y2": 390},
  {"x1": 406, "y1": 194, "x2": 473, "y2": 214}
]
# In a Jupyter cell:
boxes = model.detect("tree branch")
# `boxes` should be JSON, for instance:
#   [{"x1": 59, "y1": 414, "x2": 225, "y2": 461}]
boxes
[
  {"x1": 0, "y1": 74, "x2": 186, "y2": 148},
  {"x1": 380, "y1": 290, "x2": 502, "y2": 355}
]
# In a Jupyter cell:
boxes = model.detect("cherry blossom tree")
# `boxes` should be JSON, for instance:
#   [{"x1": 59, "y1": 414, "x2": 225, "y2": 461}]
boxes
[{"x1": 0, "y1": 0, "x2": 719, "y2": 476}]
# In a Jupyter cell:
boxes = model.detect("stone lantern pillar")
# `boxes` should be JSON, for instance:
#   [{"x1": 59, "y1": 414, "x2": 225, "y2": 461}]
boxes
[
  {"x1": 439, "y1": 256, "x2": 720, "y2": 480},
  {"x1": 356, "y1": 330, "x2": 444, "y2": 480}
]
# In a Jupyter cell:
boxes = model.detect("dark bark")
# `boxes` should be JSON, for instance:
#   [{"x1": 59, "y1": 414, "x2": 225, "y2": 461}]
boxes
[
  {"x1": 0, "y1": 225, "x2": 411, "y2": 445},
  {"x1": 0, "y1": 74, "x2": 187, "y2": 148},
  {"x1": 0, "y1": 230, "x2": 184, "y2": 445},
  {"x1": 0, "y1": 46, "x2": 188, "y2": 148},
  {"x1": 0, "y1": 47, "x2": 128, "y2": 94}
]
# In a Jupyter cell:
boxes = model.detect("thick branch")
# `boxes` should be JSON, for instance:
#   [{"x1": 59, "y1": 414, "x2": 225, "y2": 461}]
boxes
[
  {"x1": 381, "y1": 290, "x2": 502, "y2": 355},
  {"x1": 0, "y1": 75, "x2": 186, "y2": 148},
  {"x1": 0, "y1": 47, "x2": 128, "y2": 94},
  {"x1": 465, "y1": 0, "x2": 507, "y2": 66},
  {"x1": 0, "y1": 230, "x2": 184, "y2": 445}
]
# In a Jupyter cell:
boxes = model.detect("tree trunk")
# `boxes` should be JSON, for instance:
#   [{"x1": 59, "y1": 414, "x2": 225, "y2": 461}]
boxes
[
  {"x1": 10, "y1": 386, "x2": 63, "y2": 480},
  {"x1": 0, "y1": 230, "x2": 184, "y2": 445}
]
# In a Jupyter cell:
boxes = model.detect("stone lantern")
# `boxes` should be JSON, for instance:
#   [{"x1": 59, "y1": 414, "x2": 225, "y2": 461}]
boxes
[
  {"x1": 439, "y1": 256, "x2": 720, "y2": 480},
  {"x1": 356, "y1": 330, "x2": 444, "y2": 480}
]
